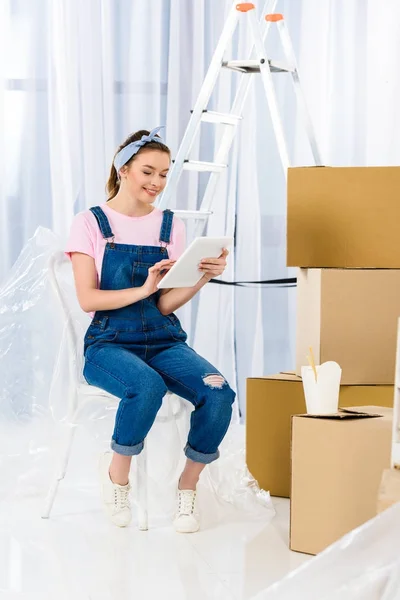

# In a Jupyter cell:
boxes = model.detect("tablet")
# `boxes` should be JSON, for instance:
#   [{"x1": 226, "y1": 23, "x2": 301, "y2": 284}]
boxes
[{"x1": 157, "y1": 236, "x2": 233, "y2": 289}]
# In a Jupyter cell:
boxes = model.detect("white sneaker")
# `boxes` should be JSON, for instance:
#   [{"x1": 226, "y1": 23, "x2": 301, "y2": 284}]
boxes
[
  {"x1": 99, "y1": 452, "x2": 132, "y2": 527},
  {"x1": 174, "y1": 488, "x2": 200, "y2": 533}
]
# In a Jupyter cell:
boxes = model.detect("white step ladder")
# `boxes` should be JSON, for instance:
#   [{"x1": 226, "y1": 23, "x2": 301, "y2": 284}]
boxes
[
  {"x1": 391, "y1": 319, "x2": 400, "y2": 470},
  {"x1": 158, "y1": 1, "x2": 322, "y2": 232}
]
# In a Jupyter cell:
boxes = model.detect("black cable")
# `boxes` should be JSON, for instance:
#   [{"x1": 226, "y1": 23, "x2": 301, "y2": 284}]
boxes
[{"x1": 208, "y1": 277, "x2": 297, "y2": 288}]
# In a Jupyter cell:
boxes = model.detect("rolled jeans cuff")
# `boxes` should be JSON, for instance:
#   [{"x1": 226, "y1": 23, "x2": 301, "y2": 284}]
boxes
[
  {"x1": 111, "y1": 439, "x2": 144, "y2": 456},
  {"x1": 184, "y1": 443, "x2": 220, "y2": 465}
]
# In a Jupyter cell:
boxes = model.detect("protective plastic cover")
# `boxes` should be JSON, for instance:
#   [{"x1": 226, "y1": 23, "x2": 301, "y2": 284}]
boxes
[
  {"x1": 254, "y1": 502, "x2": 400, "y2": 600},
  {"x1": 0, "y1": 227, "x2": 274, "y2": 527}
]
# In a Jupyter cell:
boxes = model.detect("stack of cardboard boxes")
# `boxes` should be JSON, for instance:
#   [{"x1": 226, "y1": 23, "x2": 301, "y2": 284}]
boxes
[{"x1": 247, "y1": 166, "x2": 398, "y2": 555}]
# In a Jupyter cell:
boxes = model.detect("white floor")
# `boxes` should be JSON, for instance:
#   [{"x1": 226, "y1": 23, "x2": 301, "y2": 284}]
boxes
[
  {"x1": 0, "y1": 490, "x2": 310, "y2": 600},
  {"x1": 0, "y1": 417, "x2": 313, "y2": 600}
]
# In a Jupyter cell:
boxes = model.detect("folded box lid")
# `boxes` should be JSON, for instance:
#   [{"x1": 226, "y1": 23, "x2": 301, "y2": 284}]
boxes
[
  {"x1": 294, "y1": 406, "x2": 391, "y2": 420},
  {"x1": 248, "y1": 372, "x2": 301, "y2": 382}
]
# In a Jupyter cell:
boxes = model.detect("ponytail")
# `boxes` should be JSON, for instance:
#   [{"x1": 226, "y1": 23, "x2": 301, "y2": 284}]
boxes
[{"x1": 106, "y1": 164, "x2": 120, "y2": 201}]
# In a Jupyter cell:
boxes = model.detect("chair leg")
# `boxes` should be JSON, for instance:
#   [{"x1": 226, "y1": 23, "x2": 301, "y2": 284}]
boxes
[
  {"x1": 136, "y1": 443, "x2": 148, "y2": 531},
  {"x1": 41, "y1": 423, "x2": 77, "y2": 519}
]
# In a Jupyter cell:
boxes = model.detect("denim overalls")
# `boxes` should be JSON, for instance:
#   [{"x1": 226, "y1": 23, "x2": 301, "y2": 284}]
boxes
[{"x1": 83, "y1": 206, "x2": 235, "y2": 464}]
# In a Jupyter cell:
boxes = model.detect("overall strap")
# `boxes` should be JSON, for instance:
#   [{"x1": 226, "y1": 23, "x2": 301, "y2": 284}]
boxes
[
  {"x1": 159, "y1": 209, "x2": 174, "y2": 245},
  {"x1": 89, "y1": 206, "x2": 114, "y2": 240}
]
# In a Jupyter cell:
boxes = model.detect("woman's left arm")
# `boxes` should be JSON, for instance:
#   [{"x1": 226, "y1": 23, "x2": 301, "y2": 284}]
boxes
[{"x1": 157, "y1": 249, "x2": 229, "y2": 315}]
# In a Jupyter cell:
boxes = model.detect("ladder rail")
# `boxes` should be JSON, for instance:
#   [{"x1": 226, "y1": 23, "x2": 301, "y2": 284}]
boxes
[
  {"x1": 248, "y1": 8, "x2": 290, "y2": 175},
  {"x1": 158, "y1": 4, "x2": 240, "y2": 211},
  {"x1": 276, "y1": 18, "x2": 323, "y2": 166}
]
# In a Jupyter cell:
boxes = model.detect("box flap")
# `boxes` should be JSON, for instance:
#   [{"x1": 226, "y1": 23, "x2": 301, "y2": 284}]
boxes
[
  {"x1": 249, "y1": 372, "x2": 302, "y2": 383},
  {"x1": 346, "y1": 405, "x2": 393, "y2": 417},
  {"x1": 340, "y1": 408, "x2": 383, "y2": 417},
  {"x1": 288, "y1": 166, "x2": 329, "y2": 170},
  {"x1": 296, "y1": 408, "x2": 382, "y2": 420}
]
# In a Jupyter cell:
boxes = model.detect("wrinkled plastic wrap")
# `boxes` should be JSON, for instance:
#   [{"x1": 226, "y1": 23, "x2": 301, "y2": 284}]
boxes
[
  {"x1": 0, "y1": 227, "x2": 274, "y2": 527},
  {"x1": 253, "y1": 502, "x2": 400, "y2": 600}
]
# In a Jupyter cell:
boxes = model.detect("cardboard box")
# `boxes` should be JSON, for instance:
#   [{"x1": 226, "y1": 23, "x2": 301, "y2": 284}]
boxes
[
  {"x1": 287, "y1": 166, "x2": 400, "y2": 268},
  {"x1": 290, "y1": 406, "x2": 392, "y2": 555},
  {"x1": 296, "y1": 268, "x2": 400, "y2": 384},
  {"x1": 246, "y1": 374, "x2": 306, "y2": 498},
  {"x1": 246, "y1": 375, "x2": 393, "y2": 498}
]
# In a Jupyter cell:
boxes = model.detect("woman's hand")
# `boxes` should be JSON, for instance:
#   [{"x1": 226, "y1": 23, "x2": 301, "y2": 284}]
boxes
[
  {"x1": 156, "y1": 249, "x2": 229, "y2": 314},
  {"x1": 142, "y1": 259, "x2": 176, "y2": 296},
  {"x1": 199, "y1": 248, "x2": 229, "y2": 281}
]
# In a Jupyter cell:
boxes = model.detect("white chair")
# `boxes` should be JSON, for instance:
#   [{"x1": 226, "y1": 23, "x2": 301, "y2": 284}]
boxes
[{"x1": 42, "y1": 251, "x2": 185, "y2": 530}]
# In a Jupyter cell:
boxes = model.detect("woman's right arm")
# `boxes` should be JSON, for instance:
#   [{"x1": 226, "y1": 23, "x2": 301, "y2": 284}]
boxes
[
  {"x1": 71, "y1": 253, "x2": 148, "y2": 312},
  {"x1": 70, "y1": 253, "x2": 175, "y2": 313}
]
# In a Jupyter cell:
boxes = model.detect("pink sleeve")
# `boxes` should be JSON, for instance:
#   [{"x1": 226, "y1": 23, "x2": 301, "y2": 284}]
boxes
[
  {"x1": 169, "y1": 217, "x2": 186, "y2": 261},
  {"x1": 65, "y1": 212, "x2": 96, "y2": 260}
]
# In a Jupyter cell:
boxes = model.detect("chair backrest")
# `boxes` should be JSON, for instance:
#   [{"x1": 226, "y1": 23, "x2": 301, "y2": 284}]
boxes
[{"x1": 48, "y1": 251, "x2": 90, "y2": 388}]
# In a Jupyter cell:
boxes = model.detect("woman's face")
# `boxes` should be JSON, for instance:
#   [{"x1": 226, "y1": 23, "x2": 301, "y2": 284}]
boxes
[{"x1": 121, "y1": 149, "x2": 170, "y2": 204}]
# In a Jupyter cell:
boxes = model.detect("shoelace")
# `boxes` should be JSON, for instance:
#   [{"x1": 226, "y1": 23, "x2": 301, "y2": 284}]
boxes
[
  {"x1": 178, "y1": 490, "x2": 196, "y2": 516},
  {"x1": 113, "y1": 485, "x2": 131, "y2": 512}
]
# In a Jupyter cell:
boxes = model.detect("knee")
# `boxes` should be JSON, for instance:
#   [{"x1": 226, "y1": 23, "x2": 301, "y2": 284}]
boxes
[
  {"x1": 200, "y1": 375, "x2": 235, "y2": 419},
  {"x1": 125, "y1": 374, "x2": 167, "y2": 411}
]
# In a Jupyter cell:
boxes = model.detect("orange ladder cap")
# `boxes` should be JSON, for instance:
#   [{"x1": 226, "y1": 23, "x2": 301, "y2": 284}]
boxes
[
  {"x1": 266, "y1": 13, "x2": 284, "y2": 22},
  {"x1": 236, "y1": 3, "x2": 256, "y2": 12}
]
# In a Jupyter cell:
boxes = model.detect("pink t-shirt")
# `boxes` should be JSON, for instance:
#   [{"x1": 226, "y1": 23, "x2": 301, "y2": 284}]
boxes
[{"x1": 65, "y1": 203, "x2": 186, "y2": 284}]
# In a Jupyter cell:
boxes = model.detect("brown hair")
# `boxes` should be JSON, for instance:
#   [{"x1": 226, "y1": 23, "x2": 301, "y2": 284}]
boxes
[{"x1": 106, "y1": 129, "x2": 171, "y2": 201}]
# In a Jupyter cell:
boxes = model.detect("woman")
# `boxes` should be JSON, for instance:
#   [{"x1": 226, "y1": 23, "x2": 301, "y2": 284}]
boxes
[{"x1": 66, "y1": 127, "x2": 235, "y2": 533}]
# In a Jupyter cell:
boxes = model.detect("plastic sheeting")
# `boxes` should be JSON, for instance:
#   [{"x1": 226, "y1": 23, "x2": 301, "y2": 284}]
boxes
[
  {"x1": 253, "y1": 502, "x2": 400, "y2": 600},
  {"x1": 0, "y1": 226, "x2": 274, "y2": 526}
]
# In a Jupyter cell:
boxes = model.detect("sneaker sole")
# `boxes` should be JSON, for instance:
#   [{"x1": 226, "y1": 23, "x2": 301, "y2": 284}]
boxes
[{"x1": 174, "y1": 526, "x2": 200, "y2": 534}]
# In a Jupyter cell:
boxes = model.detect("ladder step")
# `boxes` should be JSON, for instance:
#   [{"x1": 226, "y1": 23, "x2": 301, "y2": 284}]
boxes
[
  {"x1": 222, "y1": 59, "x2": 294, "y2": 74},
  {"x1": 173, "y1": 209, "x2": 212, "y2": 220},
  {"x1": 200, "y1": 110, "x2": 242, "y2": 125},
  {"x1": 183, "y1": 160, "x2": 227, "y2": 173}
]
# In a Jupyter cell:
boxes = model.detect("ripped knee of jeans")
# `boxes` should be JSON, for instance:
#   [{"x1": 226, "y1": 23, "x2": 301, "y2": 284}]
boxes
[{"x1": 202, "y1": 374, "x2": 226, "y2": 389}]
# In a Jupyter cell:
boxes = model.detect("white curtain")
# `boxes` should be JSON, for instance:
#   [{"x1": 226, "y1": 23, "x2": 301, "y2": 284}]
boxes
[{"x1": 2, "y1": 0, "x2": 400, "y2": 414}]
